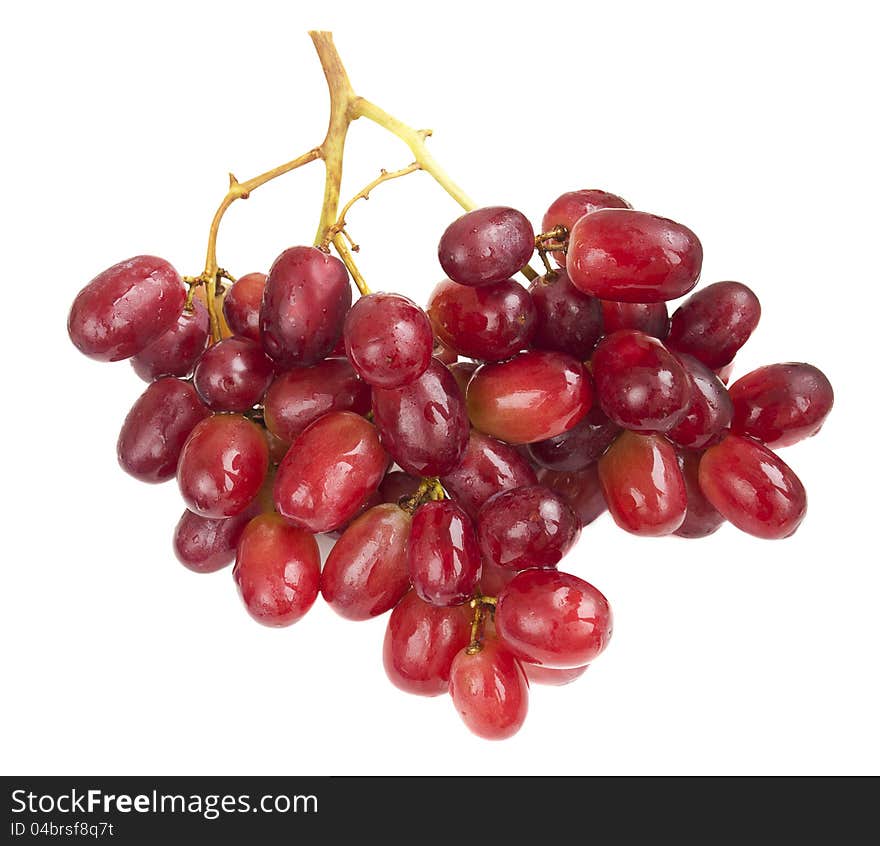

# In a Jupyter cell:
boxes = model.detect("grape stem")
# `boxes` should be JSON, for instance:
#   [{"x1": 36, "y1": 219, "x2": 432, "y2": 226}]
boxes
[
  {"x1": 400, "y1": 477, "x2": 446, "y2": 514},
  {"x1": 466, "y1": 595, "x2": 498, "y2": 655}
]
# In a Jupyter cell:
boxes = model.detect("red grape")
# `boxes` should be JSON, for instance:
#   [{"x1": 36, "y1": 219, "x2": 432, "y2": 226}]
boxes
[
  {"x1": 448, "y1": 361, "x2": 478, "y2": 395},
  {"x1": 666, "y1": 353, "x2": 733, "y2": 449},
  {"x1": 68, "y1": 256, "x2": 186, "y2": 361},
  {"x1": 541, "y1": 188, "x2": 631, "y2": 266},
  {"x1": 449, "y1": 639, "x2": 529, "y2": 740},
  {"x1": 440, "y1": 430, "x2": 537, "y2": 520},
  {"x1": 495, "y1": 569, "x2": 613, "y2": 668},
  {"x1": 432, "y1": 337, "x2": 458, "y2": 365},
  {"x1": 260, "y1": 246, "x2": 352, "y2": 367},
  {"x1": 264, "y1": 429, "x2": 290, "y2": 465},
  {"x1": 233, "y1": 514, "x2": 320, "y2": 626},
  {"x1": 383, "y1": 592, "x2": 472, "y2": 696},
  {"x1": 536, "y1": 465, "x2": 607, "y2": 527},
  {"x1": 598, "y1": 431, "x2": 687, "y2": 535},
  {"x1": 567, "y1": 209, "x2": 702, "y2": 302},
  {"x1": 466, "y1": 350, "x2": 592, "y2": 444},
  {"x1": 372, "y1": 358, "x2": 469, "y2": 477},
  {"x1": 321, "y1": 503, "x2": 412, "y2": 620},
  {"x1": 729, "y1": 363, "x2": 834, "y2": 448},
  {"x1": 523, "y1": 664, "x2": 589, "y2": 686},
  {"x1": 427, "y1": 277, "x2": 536, "y2": 361},
  {"x1": 378, "y1": 470, "x2": 422, "y2": 506},
  {"x1": 667, "y1": 282, "x2": 761, "y2": 368},
  {"x1": 528, "y1": 270, "x2": 604, "y2": 359},
  {"x1": 274, "y1": 411, "x2": 388, "y2": 533},
  {"x1": 223, "y1": 272, "x2": 266, "y2": 342},
  {"x1": 674, "y1": 449, "x2": 724, "y2": 539},
  {"x1": 698, "y1": 434, "x2": 807, "y2": 539},
  {"x1": 600, "y1": 300, "x2": 668, "y2": 339},
  {"x1": 173, "y1": 505, "x2": 258, "y2": 574},
  {"x1": 131, "y1": 299, "x2": 209, "y2": 381},
  {"x1": 192, "y1": 336, "x2": 275, "y2": 412},
  {"x1": 343, "y1": 292, "x2": 433, "y2": 388},
  {"x1": 477, "y1": 484, "x2": 580, "y2": 571},
  {"x1": 117, "y1": 377, "x2": 210, "y2": 483},
  {"x1": 408, "y1": 500, "x2": 481, "y2": 606},
  {"x1": 177, "y1": 414, "x2": 269, "y2": 518},
  {"x1": 592, "y1": 330, "x2": 691, "y2": 432},
  {"x1": 438, "y1": 206, "x2": 535, "y2": 287},
  {"x1": 479, "y1": 561, "x2": 517, "y2": 597},
  {"x1": 527, "y1": 406, "x2": 620, "y2": 472}
]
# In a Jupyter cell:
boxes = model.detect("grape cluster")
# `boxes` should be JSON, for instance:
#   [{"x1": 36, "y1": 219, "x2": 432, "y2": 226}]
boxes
[{"x1": 68, "y1": 189, "x2": 833, "y2": 740}]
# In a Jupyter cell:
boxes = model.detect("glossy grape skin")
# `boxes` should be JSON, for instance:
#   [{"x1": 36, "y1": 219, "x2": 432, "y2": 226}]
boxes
[
  {"x1": 449, "y1": 639, "x2": 529, "y2": 740},
  {"x1": 592, "y1": 330, "x2": 691, "y2": 432},
  {"x1": 343, "y1": 292, "x2": 433, "y2": 388},
  {"x1": 528, "y1": 270, "x2": 604, "y2": 359},
  {"x1": 192, "y1": 337, "x2": 275, "y2": 412},
  {"x1": 466, "y1": 351, "x2": 592, "y2": 444},
  {"x1": 440, "y1": 430, "x2": 537, "y2": 520},
  {"x1": 536, "y1": 465, "x2": 607, "y2": 527},
  {"x1": 667, "y1": 353, "x2": 733, "y2": 449},
  {"x1": 667, "y1": 282, "x2": 761, "y2": 368},
  {"x1": 263, "y1": 358, "x2": 370, "y2": 446},
  {"x1": 408, "y1": 501, "x2": 481, "y2": 606},
  {"x1": 173, "y1": 506, "x2": 258, "y2": 573},
  {"x1": 567, "y1": 209, "x2": 703, "y2": 302},
  {"x1": 177, "y1": 414, "x2": 269, "y2": 518},
  {"x1": 260, "y1": 246, "x2": 352, "y2": 367},
  {"x1": 449, "y1": 361, "x2": 478, "y2": 395},
  {"x1": 600, "y1": 300, "x2": 669, "y2": 339},
  {"x1": 233, "y1": 514, "x2": 320, "y2": 627},
  {"x1": 674, "y1": 449, "x2": 724, "y2": 539},
  {"x1": 68, "y1": 256, "x2": 187, "y2": 361},
  {"x1": 477, "y1": 484, "x2": 580, "y2": 571},
  {"x1": 598, "y1": 431, "x2": 687, "y2": 535},
  {"x1": 320, "y1": 504, "x2": 412, "y2": 621},
  {"x1": 527, "y1": 406, "x2": 620, "y2": 472},
  {"x1": 222, "y1": 272, "x2": 266, "y2": 342},
  {"x1": 372, "y1": 359, "x2": 468, "y2": 477},
  {"x1": 698, "y1": 434, "x2": 807, "y2": 539},
  {"x1": 542, "y1": 189, "x2": 631, "y2": 266},
  {"x1": 496, "y1": 569, "x2": 613, "y2": 668},
  {"x1": 438, "y1": 206, "x2": 535, "y2": 287},
  {"x1": 117, "y1": 378, "x2": 210, "y2": 483},
  {"x1": 523, "y1": 663, "x2": 589, "y2": 686},
  {"x1": 274, "y1": 411, "x2": 387, "y2": 533},
  {"x1": 428, "y1": 277, "x2": 536, "y2": 361},
  {"x1": 383, "y1": 592, "x2": 472, "y2": 696},
  {"x1": 729, "y1": 363, "x2": 834, "y2": 449},
  {"x1": 131, "y1": 299, "x2": 209, "y2": 381}
]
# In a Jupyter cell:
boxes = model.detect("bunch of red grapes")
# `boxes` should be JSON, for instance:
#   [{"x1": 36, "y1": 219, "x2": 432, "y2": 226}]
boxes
[{"x1": 68, "y1": 189, "x2": 833, "y2": 740}]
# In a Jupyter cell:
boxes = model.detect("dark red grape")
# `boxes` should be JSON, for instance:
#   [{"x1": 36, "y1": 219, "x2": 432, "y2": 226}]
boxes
[
  {"x1": 438, "y1": 206, "x2": 535, "y2": 287},
  {"x1": 427, "y1": 277, "x2": 536, "y2": 361},
  {"x1": 495, "y1": 569, "x2": 613, "y2": 668},
  {"x1": 177, "y1": 414, "x2": 268, "y2": 518},
  {"x1": 383, "y1": 592, "x2": 472, "y2": 696},
  {"x1": 567, "y1": 209, "x2": 702, "y2": 302},
  {"x1": 448, "y1": 361, "x2": 478, "y2": 395},
  {"x1": 274, "y1": 411, "x2": 387, "y2": 533},
  {"x1": 378, "y1": 470, "x2": 422, "y2": 506},
  {"x1": 600, "y1": 300, "x2": 668, "y2": 339},
  {"x1": 536, "y1": 465, "x2": 607, "y2": 527},
  {"x1": 173, "y1": 505, "x2": 258, "y2": 574},
  {"x1": 592, "y1": 330, "x2": 691, "y2": 432},
  {"x1": 477, "y1": 484, "x2": 580, "y2": 571},
  {"x1": 233, "y1": 514, "x2": 320, "y2": 626},
  {"x1": 479, "y1": 561, "x2": 517, "y2": 597},
  {"x1": 674, "y1": 449, "x2": 724, "y2": 539},
  {"x1": 527, "y1": 406, "x2": 620, "y2": 472},
  {"x1": 698, "y1": 434, "x2": 807, "y2": 539},
  {"x1": 729, "y1": 363, "x2": 834, "y2": 448},
  {"x1": 408, "y1": 500, "x2": 481, "y2": 606},
  {"x1": 264, "y1": 429, "x2": 290, "y2": 465},
  {"x1": 192, "y1": 336, "x2": 275, "y2": 412},
  {"x1": 68, "y1": 256, "x2": 186, "y2": 361},
  {"x1": 466, "y1": 351, "x2": 592, "y2": 444},
  {"x1": 598, "y1": 431, "x2": 686, "y2": 535},
  {"x1": 372, "y1": 358, "x2": 468, "y2": 477},
  {"x1": 667, "y1": 282, "x2": 761, "y2": 368},
  {"x1": 223, "y1": 272, "x2": 266, "y2": 342},
  {"x1": 666, "y1": 353, "x2": 733, "y2": 449},
  {"x1": 528, "y1": 270, "x2": 604, "y2": 359},
  {"x1": 432, "y1": 337, "x2": 458, "y2": 365},
  {"x1": 321, "y1": 504, "x2": 412, "y2": 620},
  {"x1": 131, "y1": 298, "x2": 209, "y2": 381},
  {"x1": 263, "y1": 357, "x2": 370, "y2": 446},
  {"x1": 260, "y1": 246, "x2": 351, "y2": 367},
  {"x1": 542, "y1": 189, "x2": 631, "y2": 266},
  {"x1": 523, "y1": 663, "x2": 589, "y2": 686},
  {"x1": 117, "y1": 377, "x2": 210, "y2": 483},
  {"x1": 343, "y1": 292, "x2": 433, "y2": 388},
  {"x1": 449, "y1": 639, "x2": 529, "y2": 740},
  {"x1": 440, "y1": 430, "x2": 537, "y2": 520}
]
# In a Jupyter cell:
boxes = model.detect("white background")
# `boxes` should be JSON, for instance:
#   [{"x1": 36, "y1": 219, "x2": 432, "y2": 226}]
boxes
[{"x1": 2, "y1": 0, "x2": 877, "y2": 775}]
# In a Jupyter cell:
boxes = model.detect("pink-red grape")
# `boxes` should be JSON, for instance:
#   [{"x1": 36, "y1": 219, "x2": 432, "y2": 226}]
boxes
[
  {"x1": 666, "y1": 353, "x2": 733, "y2": 449},
  {"x1": 523, "y1": 664, "x2": 589, "y2": 686},
  {"x1": 131, "y1": 298, "x2": 209, "y2": 381},
  {"x1": 193, "y1": 336, "x2": 275, "y2": 412},
  {"x1": 541, "y1": 189, "x2": 631, "y2": 266},
  {"x1": 223, "y1": 272, "x2": 266, "y2": 342}
]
